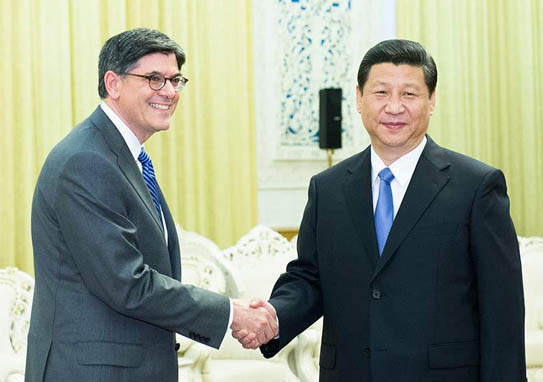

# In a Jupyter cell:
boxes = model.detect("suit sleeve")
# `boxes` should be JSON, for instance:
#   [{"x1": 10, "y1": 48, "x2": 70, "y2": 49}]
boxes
[
  {"x1": 261, "y1": 177, "x2": 324, "y2": 358},
  {"x1": 54, "y1": 151, "x2": 230, "y2": 349},
  {"x1": 470, "y1": 169, "x2": 526, "y2": 380}
]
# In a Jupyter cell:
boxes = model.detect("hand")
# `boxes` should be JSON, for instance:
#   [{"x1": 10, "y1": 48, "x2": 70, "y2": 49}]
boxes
[
  {"x1": 231, "y1": 298, "x2": 278, "y2": 349},
  {"x1": 249, "y1": 298, "x2": 276, "y2": 316}
]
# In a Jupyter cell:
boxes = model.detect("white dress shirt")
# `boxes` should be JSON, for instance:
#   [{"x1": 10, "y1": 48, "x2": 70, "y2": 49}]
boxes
[{"x1": 371, "y1": 136, "x2": 427, "y2": 219}]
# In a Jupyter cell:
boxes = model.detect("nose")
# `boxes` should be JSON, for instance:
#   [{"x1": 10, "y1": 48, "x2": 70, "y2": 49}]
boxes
[{"x1": 384, "y1": 95, "x2": 405, "y2": 114}]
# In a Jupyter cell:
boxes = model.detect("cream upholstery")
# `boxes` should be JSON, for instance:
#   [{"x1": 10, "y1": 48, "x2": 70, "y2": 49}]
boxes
[
  {"x1": 519, "y1": 237, "x2": 543, "y2": 381},
  {"x1": 0, "y1": 267, "x2": 33, "y2": 382},
  {"x1": 175, "y1": 226, "x2": 301, "y2": 382},
  {"x1": 292, "y1": 321, "x2": 321, "y2": 382},
  {"x1": 202, "y1": 225, "x2": 300, "y2": 382},
  {"x1": 176, "y1": 227, "x2": 241, "y2": 382},
  {"x1": 286, "y1": 234, "x2": 321, "y2": 382}
]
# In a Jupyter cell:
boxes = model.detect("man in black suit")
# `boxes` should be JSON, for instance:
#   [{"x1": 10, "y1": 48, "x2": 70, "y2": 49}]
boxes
[
  {"x1": 26, "y1": 28, "x2": 277, "y2": 382},
  {"x1": 240, "y1": 39, "x2": 526, "y2": 381}
]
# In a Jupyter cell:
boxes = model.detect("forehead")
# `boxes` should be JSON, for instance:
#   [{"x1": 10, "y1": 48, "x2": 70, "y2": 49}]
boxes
[
  {"x1": 365, "y1": 63, "x2": 426, "y2": 89},
  {"x1": 132, "y1": 52, "x2": 179, "y2": 74}
]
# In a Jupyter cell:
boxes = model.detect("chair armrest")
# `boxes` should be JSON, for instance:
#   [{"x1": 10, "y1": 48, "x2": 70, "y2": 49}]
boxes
[
  {"x1": 6, "y1": 374, "x2": 25, "y2": 382},
  {"x1": 526, "y1": 330, "x2": 543, "y2": 367},
  {"x1": 292, "y1": 328, "x2": 320, "y2": 382},
  {"x1": 270, "y1": 337, "x2": 301, "y2": 381},
  {"x1": 176, "y1": 333, "x2": 212, "y2": 382}
]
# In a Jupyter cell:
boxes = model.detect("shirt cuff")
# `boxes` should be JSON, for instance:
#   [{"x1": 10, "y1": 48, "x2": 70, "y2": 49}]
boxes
[
  {"x1": 272, "y1": 302, "x2": 280, "y2": 339},
  {"x1": 228, "y1": 298, "x2": 234, "y2": 327},
  {"x1": 225, "y1": 298, "x2": 234, "y2": 338}
]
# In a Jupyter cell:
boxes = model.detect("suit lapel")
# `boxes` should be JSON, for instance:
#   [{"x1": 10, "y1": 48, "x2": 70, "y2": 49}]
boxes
[
  {"x1": 343, "y1": 148, "x2": 380, "y2": 267},
  {"x1": 372, "y1": 137, "x2": 450, "y2": 280},
  {"x1": 89, "y1": 107, "x2": 164, "y2": 233},
  {"x1": 160, "y1": 189, "x2": 181, "y2": 281}
]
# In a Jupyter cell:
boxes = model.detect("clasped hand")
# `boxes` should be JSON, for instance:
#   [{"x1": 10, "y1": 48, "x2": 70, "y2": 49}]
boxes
[{"x1": 231, "y1": 298, "x2": 277, "y2": 349}]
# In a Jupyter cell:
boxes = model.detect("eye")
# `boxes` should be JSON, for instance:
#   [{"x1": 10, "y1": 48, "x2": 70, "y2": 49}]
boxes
[
  {"x1": 404, "y1": 91, "x2": 416, "y2": 97},
  {"x1": 149, "y1": 74, "x2": 163, "y2": 83},
  {"x1": 170, "y1": 77, "x2": 182, "y2": 86}
]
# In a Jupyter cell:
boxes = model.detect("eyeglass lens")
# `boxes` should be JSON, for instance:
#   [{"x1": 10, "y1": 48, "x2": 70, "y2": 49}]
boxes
[{"x1": 148, "y1": 74, "x2": 186, "y2": 91}]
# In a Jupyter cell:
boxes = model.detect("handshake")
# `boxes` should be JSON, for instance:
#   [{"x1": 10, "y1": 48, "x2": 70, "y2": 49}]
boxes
[{"x1": 230, "y1": 298, "x2": 278, "y2": 349}]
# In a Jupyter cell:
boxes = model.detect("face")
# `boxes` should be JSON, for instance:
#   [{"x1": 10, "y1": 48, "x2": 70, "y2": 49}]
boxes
[
  {"x1": 105, "y1": 52, "x2": 181, "y2": 143},
  {"x1": 356, "y1": 63, "x2": 435, "y2": 164}
]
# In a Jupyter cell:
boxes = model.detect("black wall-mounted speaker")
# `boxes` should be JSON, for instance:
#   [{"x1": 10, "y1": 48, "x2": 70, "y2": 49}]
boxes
[{"x1": 319, "y1": 88, "x2": 342, "y2": 149}]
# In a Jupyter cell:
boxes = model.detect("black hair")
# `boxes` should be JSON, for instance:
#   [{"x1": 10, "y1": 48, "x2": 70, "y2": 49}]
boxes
[{"x1": 357, "y1": 39, "x2": 437, "y2": 97}]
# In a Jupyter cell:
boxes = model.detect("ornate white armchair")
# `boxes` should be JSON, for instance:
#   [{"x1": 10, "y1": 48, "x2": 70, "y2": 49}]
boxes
[
  {"x1": 0, "y1": 267, "x2": 34, "y2": 382},
  {"x1": 285, "y1": 234, "x2": 321, "y2": 382},
  {"x1": 176, "y1": 226, "x2": 243, "y2": 382},
  {"x1": 519, "y1": 236, "x2": 543, "y2": 381},
  {"x1": 201, "y1": 225, "x2": 301, "y2": 382}
]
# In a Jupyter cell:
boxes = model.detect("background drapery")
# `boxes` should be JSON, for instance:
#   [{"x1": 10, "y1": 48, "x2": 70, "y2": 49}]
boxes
[
  {"x1": 397, "y1": 0, "x2": 543, "y2": 237},
  {"x1": 0, "y1": 0, "x2": 257, "y2": 274}
]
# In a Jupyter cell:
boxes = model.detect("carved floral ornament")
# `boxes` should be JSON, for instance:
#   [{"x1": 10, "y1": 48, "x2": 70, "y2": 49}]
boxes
[
  {"x1": 223, "y1": 225, "x2": 296, "y2": 262},
  {"x1": 0, "y1": 267, "x2": 34, "y2": 353}
]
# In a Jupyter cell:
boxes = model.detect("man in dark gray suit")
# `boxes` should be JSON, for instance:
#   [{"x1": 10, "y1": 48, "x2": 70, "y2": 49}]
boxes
[
  {"x1": 26, "y1": 28, "x2": 277, "y2": 382},
  {"x1": 242, "y1": 40, "x2": 526, "y2": 381}
]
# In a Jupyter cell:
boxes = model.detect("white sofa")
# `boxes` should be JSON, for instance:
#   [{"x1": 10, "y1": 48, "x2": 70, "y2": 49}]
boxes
[
  {"x1": 174, "y1": 228, "x2": 235, "y2": 382},
  {"x1": 519, "y1": 237, "x2": 543, "y2": 381},
  {"x1": 179, "y1": 225, "x2": 301, "y2": 382},
  {"x1": 2, "y1": 234, "x2": 543, "y2": 382},
  {"x1": 0, "y1": 267, "x2": 33, "y2": 382}
]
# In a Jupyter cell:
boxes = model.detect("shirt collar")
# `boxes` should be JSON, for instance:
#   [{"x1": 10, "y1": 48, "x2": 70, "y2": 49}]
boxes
[
  {"x1": 100, "y1": 102, "x2": 142, "y2": 162},
  {"x1": 371, "y1": 136, "x2": 427, "y2": 187}
]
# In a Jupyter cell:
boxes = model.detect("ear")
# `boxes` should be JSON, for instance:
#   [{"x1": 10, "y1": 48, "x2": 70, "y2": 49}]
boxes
[
  {"x1": 429, "y1": 90, "x2": 436, "y2": 115},
  {"x1": 356, "y1": 85, "x2": 363, "y2": 114},
  {"x1": 104, "y1": 70, "x2": 122, "y2": 100}
]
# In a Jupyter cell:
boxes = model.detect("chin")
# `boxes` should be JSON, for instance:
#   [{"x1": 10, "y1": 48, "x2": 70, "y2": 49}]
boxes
[
  {"x1": 153, "y1": 119, "x2": 172, "y2": 131},
  {"x1": 378, "y1": 137, "x2": 410, "y2": 150}
]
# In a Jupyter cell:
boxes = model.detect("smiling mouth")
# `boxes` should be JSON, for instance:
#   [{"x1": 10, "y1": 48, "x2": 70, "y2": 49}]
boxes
[
  {"x1": 150, "y1": 103, "x2": 170, "y2": 110},
  {"x1": 382, "y1": 122, "x2": 407, "y2": 128}
]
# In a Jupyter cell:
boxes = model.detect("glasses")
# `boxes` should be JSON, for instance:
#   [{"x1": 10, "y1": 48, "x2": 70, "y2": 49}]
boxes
[{"x1": 125, "y1": 72, "x2": 189, "y2": 92}]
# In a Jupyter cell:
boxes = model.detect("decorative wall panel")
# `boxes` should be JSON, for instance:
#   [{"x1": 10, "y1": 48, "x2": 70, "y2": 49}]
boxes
[{"x1": 254, "y1": 0, "x2": 396, "y2": 226}]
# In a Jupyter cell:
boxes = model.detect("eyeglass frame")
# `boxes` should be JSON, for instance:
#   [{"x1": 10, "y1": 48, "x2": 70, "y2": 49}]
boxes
[{"x1": 124, "y1": 72, "x2": 189, "y2": 92}]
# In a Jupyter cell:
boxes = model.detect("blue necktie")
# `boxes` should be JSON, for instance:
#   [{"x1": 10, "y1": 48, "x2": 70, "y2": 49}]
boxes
[
  {"x1": 375, "y1": 168, "x2": 394, "y2": 255},
  {"x1": 138, "y1": 148, "x2": 162, "y2": 219}
]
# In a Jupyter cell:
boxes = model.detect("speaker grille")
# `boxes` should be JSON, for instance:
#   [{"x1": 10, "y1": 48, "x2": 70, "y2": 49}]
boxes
[{"x1": 319, "y1": 88, "x2": 342, "y2": 149}]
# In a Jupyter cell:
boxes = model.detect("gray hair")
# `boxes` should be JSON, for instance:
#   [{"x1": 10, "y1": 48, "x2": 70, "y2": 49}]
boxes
[{"x1": 98, "y1": 28, "x2": 185, "y2": 99}]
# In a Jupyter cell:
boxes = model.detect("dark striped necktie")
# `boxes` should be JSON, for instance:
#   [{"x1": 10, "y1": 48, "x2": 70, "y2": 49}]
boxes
[{"x1": 138, "y1": 148, "x2": 162, "y2": 219}]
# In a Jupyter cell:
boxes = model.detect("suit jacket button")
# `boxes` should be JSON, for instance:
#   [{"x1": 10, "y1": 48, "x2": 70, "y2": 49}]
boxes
[
  {"x1": 175, "y1": 343, "x2": 180, "y2": 351},
  {"x1": 371, "y1": 289, "x2": 382, "y2": 300},
  {"x1": 363, "y1": 347, "x2": 371, "y2": 358}
]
